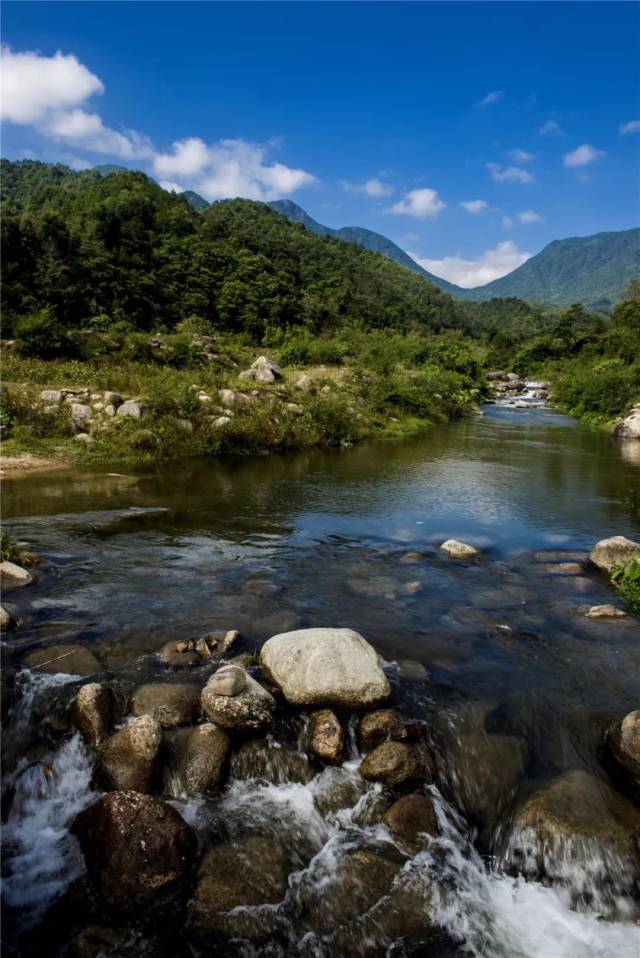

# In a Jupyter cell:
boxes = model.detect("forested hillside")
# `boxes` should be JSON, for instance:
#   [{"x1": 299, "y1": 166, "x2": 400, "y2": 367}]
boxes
[{"x1": 0, "y1": 160, "x2": 466, "y2": 340}]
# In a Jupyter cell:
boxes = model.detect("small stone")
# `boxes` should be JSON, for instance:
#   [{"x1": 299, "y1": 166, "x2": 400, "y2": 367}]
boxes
[
  {"x1": 104, "y1": 404, "x2": 116, "y2": 417},
  {"x1": 73, "y1": 683, "x2": 113, "y2": 746},
  {"x1": 206, "y1": 665, "x2": 246, "y2": 696},
  {"x1": 360, "y1": 741, "x2": 433, "y2": 787},
  {"x1": 440, "y1": 539, "x2": 480, "y2": 559},
  {"x1": 0, "y1": 560, "x2": 35, "y2": 586},
  {"x1": 358, "y1": 709, "x2": 410, "y2": 751},
  {"x1": 586, "y1": 604, "x2": 626, "y2": 619},
  {"x1": 40, "y1": 389, "x2": 62, "y2": 403},
  {"x1": 73, "y1": 433, "x2": 96, "y2": 444},
  {"x1": 103, "y1": 391, "x2": 123, "y2": 408},
  {"x1": 295, "y1": 374, "x2": 314, "y2": 393},
  {"x1": 212, "y1": 415, "x2": 232, "y2": 428},
  {"x1": 159, "y1": 639, "x2": 200, "y2": 668},
  {"x1": 70, "y1": 403, "x2": 93, "y2": 426},
  {"x1": 0, "y1": 603, "x2": 18, "y2": 631},
  {"x1": 176, "y1": 641, "x2": 190, "y2": 652},
  {"x1": 218, "y1": 389, "x2": 251, "y2": 411},
  {"x1": 308, "y1": 709, "x2": 344, "y2": 763}
]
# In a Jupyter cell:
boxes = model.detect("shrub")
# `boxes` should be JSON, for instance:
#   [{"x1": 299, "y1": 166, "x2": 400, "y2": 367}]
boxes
[
  {"x1": 611, "y1": 559, "x2": 640, "y2": 614},
  {"x1": 14, "y1": 309, "x2": 72, "y2": 359}
]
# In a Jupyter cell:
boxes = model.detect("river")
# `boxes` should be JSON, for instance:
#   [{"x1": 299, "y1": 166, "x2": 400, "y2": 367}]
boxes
[{"x1": 2, "y1": 404, "x2": 640, "y2": 957}]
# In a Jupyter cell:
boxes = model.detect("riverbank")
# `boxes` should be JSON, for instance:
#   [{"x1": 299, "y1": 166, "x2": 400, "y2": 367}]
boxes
[{"x1": 0, "y1": 331, "x2": 486, "y2": 467}]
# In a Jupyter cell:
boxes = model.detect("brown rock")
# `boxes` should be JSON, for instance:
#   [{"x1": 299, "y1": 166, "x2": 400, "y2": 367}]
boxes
[
  {"x1": 232, "y1": 738, "x2": 314, "y2": 785},
  {"x1": 73, "y1": 683, "x2": 113, "y2": 746},
  {"x1": 201, "y1": 667, "x2": 275, "y2": 731},
  {"x1": 360, "y1": 741, "x2": 432, "y2": 787},
  {"x1": 357, "y1": 709, "x2": 415, "y2": 752},
  {"x1": 306, "y1": 849, "x2": 400, "y2": 934},
  {"x1": 129, "y1": 683, "x2": 201, "y2": 728},
  {"x1": 586, "y1": 604, "x2": 626, "y2": 619},
  {"x1": 608, "y1": 710, "x2": 640, "y2": 784},
  {"x1": 308, "y1": 709, "x2": 344, "y2": 763},
  {"x1": 175, "y1": 723, "x2": 231, "y2": 796},
  {"x1": 383, "y1": 793, "x2": 439, "y2": 851},
  {"x1": 24, "y1": 644, "x2": 102, "y2": 676},
  {"x1": 94, "y1": 715, "x2": 162, "y2": 792},
  {"x1": 191, "y1": 836, "x2": 288, "y2": 940},
  {"x1": 74, "y1": 791, "x2": 196, "y2": 911}
]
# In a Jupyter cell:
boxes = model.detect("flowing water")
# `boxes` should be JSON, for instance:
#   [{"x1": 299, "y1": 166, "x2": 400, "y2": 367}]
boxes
[{"x1": 2, "y1": 404, "x2": 640, "y2": 957}]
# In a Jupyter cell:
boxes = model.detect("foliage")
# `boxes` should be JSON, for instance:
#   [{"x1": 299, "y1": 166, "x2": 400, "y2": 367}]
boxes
[
  {"x1": 1, "y1": 531, "x2": 17, "y2": 563},
  {"x1": 611, "y1": 559, "x2": 640, "y2": 615}
]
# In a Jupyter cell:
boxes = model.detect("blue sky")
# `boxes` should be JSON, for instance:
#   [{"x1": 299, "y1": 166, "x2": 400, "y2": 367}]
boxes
[{"x1": 2, "y1": 1, "x2": 639, "y2": 287}]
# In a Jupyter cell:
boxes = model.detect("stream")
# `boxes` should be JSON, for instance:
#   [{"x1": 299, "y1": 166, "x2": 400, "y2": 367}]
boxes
[{"x1": 2, "y1": 404, "x2": 640, "y2": 957}]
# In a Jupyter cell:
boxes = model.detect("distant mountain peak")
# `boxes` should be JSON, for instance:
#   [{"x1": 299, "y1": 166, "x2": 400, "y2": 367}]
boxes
[{"x1": 180, "y1": 190, "x2": 209, "y2": 210}]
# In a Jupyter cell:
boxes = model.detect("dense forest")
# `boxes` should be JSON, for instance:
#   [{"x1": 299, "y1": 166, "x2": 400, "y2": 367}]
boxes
[{"x1": 0, "y1": 160, "x2": 466, "y2": 343}]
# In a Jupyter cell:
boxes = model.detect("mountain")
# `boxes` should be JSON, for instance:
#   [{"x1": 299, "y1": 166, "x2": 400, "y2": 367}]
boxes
[
  {"x1": 268, "y1": 200, "x2": 639, "y2": 308},
  {"x1": 0, "y1": 159, "x2": 467, "y2": 338},
  {"x1": 455, "y1": 229, "x2": 640, "y2": 308},
  {"x1": 268, "y1": 199, "x2": 463, "y2": 295},
  {"x1": 93, "y1": 164, "x2": 129, "y2": 176},
  {"x1": 180, "y1": 190, "x2": 209, "y2": 210}
]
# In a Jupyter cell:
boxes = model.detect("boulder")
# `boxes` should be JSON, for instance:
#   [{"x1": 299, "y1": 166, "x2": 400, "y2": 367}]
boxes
[
  {"x1": 308, "y1": 709, "x2": 344, "y2": 763},
  {"x1": 586, "y1": 604, "x2": 626, "y2": 619},
  {"x1": 211, "y1": 415, "x2": 232, "y2": 429},
  {"x1": 259, "y1": 627, "x2": 390, "y2": 709},
  {"x1": 589, "y1": 535, "x2": 640, "y2": 573},
  {"x1": 232, "y1": 738, "x2": 314, "y2": 785},
  {"x1": 238, "y1": 356, "x2": 283, "y2": 384},
  {"x1": 24, "y1": 644, "x2": 102, "y2": 676},
  {"x1": 201, "y1": 666, "x2": 275, "y2": 730},
  {"x1": 40, "y1": 389, "x2": 63, "y2": 404},
  {"x1": 74, "y1": 433, "x2": 95, "y2": 444},
  {"x1": 607, "y1": 710, "x2": 640, "y2": 784},
  {"x1": 174, "y1": 723, "x2": 231, "y2": 796},
  {"x1": 94, "y1": 715, "x2": 162, "y2": 792},
  {"x1": 191, "y1": 836, "x2": 289, "y2": 940},
  {"x1": 295, "y1": 374, "x2": 314, "y2": 393},
  {"x1": 73, "y1": 791, "x2": 196, "y2": 911},
  {"x1": 73, "y1": 683, "x2": 113, "y2": 746},
  {"x1": 305, "y1": 848, "x2": 400, "y2": 934},
  {"x1": 383, "y1": 793, "x2": 439, "y2": 851},
  {"x1": 0, "y1": 603, "x2": 18, "y2": 632},
  {"x1": 116, "y1": 400, "x2": 147, "y2": 419},
  {"x1": 129, "y1": 683, "x2": 201, "y2": 728},
  {"x1": 613, "y1": 408, "x2": 640, "y2": 440},
  {"x1": 0, "y1": 560, "x2": 35, "y2": 587},
  {"x1": 360, "y1": 741, "x2": 433, "y2": 787},
  {"x1": 509, "y1": 770, "x2": 640, "y2": 870},
  {"x1": 312, "y1": 765, "x2": 368, "y2": 815},
  {"x1": 218, "y1": 389, "x2": 251, "y2": 411},
  {"x1": 357, "y1": 709, "x2": 423, "y2": 752},
  {"x1": 103, "y1": 391, "x2": 123, "y2": 408},
  {"x1": 70, "y1": 403, "x2": 93, "y2": 428},
  {"x1": 440, "y1": 539, "x2": 480, "y2": 559}
]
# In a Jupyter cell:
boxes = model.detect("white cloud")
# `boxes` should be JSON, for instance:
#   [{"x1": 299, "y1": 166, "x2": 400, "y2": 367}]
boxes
[
  {"x1": 408, "y1": 240, "x2": 531, "y2": 288},
  {"x1": 171, "y1": 139, "x2": 315, "y2": 201},
  {"x1": 539, "y1": 119, "x2": 563, "y2": 136},
  {"x1": 1, "y1": 46, "x2": 316, "y2": 200},
  {"x1": 487, "y1": 163, "x2": 534, "y2": 184},
  {"x1": 387, "y1": 188, "x2": 446, "y2": 218},
  {"x1": 501, "y1": 216, "x2": 513, "y2": 229},
  {"x1": 563, "y1": 143, "x2": 605, "y2": 168},
  {"x1": 339, "y1": 177, "x2": 394, "y2": 197},
  {"x1": 478, "y1": 90, "x2": 504, "y2": 107},
  {"x1": 159, "y1": 180, "x2": 184, "y2": 194},
  {"x1": 620, "y1": 119, "x2": 640, "y2": 135},
  {"x1": 458, "y1": 199, "x2": 488, "y2": 215},
  {"x1": 518, "y1": 209, "x2": 543, "y2": 224},
  {"x1": 0, "y1": 46, "x2": 103, "y2": 123},
  {"x1": 508, "y1": 149, "x2": 535, "y2": 163}
]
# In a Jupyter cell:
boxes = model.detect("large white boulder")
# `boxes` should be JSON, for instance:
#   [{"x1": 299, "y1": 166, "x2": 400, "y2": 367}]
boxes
[
  {"x1": 589, "y1": 535, "x2": 640, "y2": 573},
  {"x1": 614, "y1": 407, "x2": 640, "y2": 440},
  {"x1": 259, "y1": 627, "x2": 390, "y2": 709}
]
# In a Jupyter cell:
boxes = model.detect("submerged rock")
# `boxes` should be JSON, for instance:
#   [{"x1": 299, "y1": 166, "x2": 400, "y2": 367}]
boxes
[
  {"x1": 259, "y1": 627, "x2": 390, "y2": 709},
  {"x1": 360, "y1": 741, "x2": 433, "y2": 787},
  {"x1": 232, "y1": 738, "x2": 314, "y2": 785},
  {"x1": 589, "y1": 535, "x2": 640, "y2": 573},
  {"x1": 383, "y1": 793, "x2": 439, "y2": 851},
  {"x1": 129, "y1": 683, "x2": 201, "y2": 728},
  {"x1": 607, "y1": 710, "x2": 640, "y2": 785},
  {"x1": 305, "y1": 848, "x2": 400, "y2": 934},
  {"x1": 191, "y1": 836, "x2": 288, "y2": 940},
  {"x1": 24, "y1": 644, "x2": 102, "y2": 676},
  {"x1": 308, "y1": 709, "x2": 344, "y2": 763},
  {"x1": 440, "y1": 539, "x2": 480, "y2": 559},
  {"x1": 73, "y1": 683, "x2": 113, "y2": 746},
  {"x1": 74, "y1": 790, "x2": 196, "y2": 911},
  {"x1": 201, "y1": 666, "x2": 275, "y2": 730},
  {"x1": 94, "y1": 715, "x2": 162, "y2": 792},
  {"x1": 357, "y1": 709, "x2": 420, "y2": 752}
]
